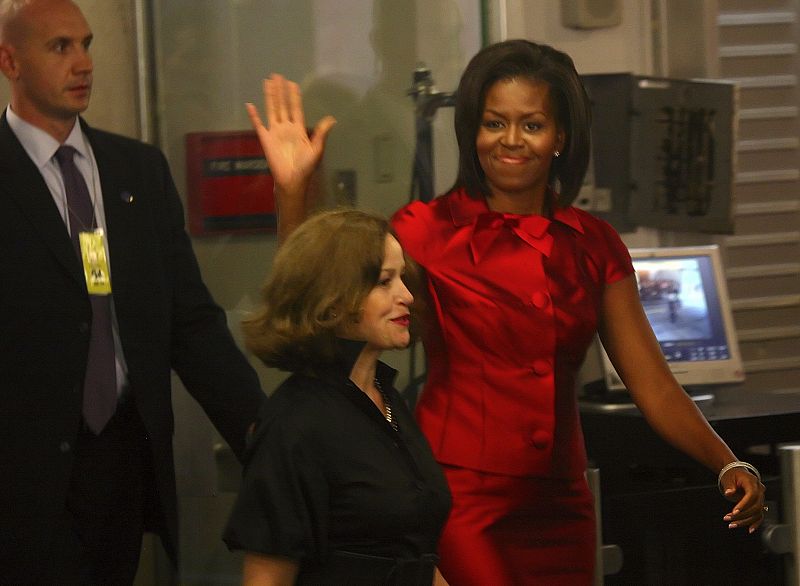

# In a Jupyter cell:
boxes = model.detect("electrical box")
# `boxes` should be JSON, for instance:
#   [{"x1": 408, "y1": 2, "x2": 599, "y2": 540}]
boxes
[
  {"x1": 581, "y1": 73, "x2": 737, "y2": 234},
  {"x1": 561, "y1": 0, "x2": 622, "y2": 29}
]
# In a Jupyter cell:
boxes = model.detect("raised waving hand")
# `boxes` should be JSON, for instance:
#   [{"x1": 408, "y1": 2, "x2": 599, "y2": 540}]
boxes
[{"x1": 246, "y1": 74, "x2": 336, "y2": 240}]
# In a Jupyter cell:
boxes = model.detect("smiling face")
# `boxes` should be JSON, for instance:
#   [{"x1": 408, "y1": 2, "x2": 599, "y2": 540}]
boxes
[
  {"x1": 0, "y1": 0, "x2": 93, "y2": 138},
  {"x1": 339, "y1": 235, "x2": 414, "y2": 352},
  {"x1": 476, "y1": 77, "x2": 564, "y2": 212}
]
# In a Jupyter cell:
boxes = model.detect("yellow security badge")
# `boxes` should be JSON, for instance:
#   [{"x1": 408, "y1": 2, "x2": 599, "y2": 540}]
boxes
[{"x1": 79, "y1": 229, "x2": 112, "y2": 295}]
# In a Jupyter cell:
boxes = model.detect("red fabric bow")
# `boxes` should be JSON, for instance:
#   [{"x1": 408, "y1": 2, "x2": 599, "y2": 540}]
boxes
[{"x1": 469, "y1": 211, "x2": 553, "y2": 263}]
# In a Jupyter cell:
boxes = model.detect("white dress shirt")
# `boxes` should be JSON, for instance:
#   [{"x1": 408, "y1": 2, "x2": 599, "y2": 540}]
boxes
[{"x1": 7, "y1": 105, "x2": 129, "y2": 395}]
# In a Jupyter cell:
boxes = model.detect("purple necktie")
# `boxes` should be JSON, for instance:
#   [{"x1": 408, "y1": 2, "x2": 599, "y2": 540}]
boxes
[{"x1": 55, "y1": 145, "x2": 117, "y2": 434}]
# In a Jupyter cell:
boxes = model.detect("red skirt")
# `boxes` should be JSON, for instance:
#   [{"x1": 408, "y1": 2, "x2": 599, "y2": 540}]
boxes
[{"x1": 437, "y1": 465, "x2": 596, "y2": 585}]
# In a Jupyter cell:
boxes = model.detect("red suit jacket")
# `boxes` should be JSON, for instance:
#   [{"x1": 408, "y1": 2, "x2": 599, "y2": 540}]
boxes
[{"x1": 392, "y1": 188, "x2": 633, "y2": 479}]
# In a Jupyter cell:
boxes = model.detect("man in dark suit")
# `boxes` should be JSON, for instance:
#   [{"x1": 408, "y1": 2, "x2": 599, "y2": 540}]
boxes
[{"x1": 0, "y1": 0, "x2": 266, "y2": 582}]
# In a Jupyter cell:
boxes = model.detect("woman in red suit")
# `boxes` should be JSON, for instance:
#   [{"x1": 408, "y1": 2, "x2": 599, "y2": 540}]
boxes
[{"x1": 248, "y1": 40, "x2": 765, "y2": 585}]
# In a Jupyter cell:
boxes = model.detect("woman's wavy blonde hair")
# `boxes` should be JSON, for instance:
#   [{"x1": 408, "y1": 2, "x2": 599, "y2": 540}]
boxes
[{"x1": 243, "y1": 208, "x2": 392, "y2": 373}]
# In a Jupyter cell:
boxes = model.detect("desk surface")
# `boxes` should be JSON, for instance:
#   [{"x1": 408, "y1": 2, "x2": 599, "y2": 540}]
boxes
[
  {"x1": 580, "y1": 386, "x2": 800, "y2": 495},
  {"x1": 579, "y1": 386, "x2": 800, "y2": 421}
]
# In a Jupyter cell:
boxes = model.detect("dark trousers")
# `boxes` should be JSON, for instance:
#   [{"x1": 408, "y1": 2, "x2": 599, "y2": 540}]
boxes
[{"x1": 48, "y1": 397, "x2": 157, "y2": 585}]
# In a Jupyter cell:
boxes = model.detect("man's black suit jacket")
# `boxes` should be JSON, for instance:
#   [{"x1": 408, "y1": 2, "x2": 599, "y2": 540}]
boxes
[{"x1": 0, "y1": 113, "x2": 265, "y2": 578}]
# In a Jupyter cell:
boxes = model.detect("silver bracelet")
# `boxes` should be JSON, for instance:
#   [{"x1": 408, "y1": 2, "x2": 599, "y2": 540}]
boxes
[{"x1": 717, "y1": 460, "x2": 761, "y2": 495}]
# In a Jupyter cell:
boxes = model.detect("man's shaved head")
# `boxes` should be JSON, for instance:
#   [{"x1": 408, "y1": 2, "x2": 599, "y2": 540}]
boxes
[
  {"x1": 0, "y1": 0, "x2": 93, "y2": 140},
  {"x1": 0, "y1": 0, "x2": 34, "y2": 45}
]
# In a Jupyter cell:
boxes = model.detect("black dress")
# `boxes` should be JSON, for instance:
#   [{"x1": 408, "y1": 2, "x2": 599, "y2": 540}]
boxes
[{"x1": 224, "y1": 340, "x2": 451, "y2": 585}]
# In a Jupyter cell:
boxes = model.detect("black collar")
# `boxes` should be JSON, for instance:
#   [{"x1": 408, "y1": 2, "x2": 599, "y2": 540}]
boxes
[{"x1": 329, "y1": 338, "x2": 398, "y2": 390}]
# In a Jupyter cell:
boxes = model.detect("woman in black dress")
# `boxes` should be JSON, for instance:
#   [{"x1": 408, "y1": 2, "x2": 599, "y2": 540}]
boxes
[{"x1": 224, "y1": 209, "x2": 451, "y2": 585}]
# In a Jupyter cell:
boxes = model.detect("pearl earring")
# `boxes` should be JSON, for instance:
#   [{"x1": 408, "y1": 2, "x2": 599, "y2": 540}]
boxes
[{"x1": 553, "y1": 150, "x2": 560, "y2": 158}]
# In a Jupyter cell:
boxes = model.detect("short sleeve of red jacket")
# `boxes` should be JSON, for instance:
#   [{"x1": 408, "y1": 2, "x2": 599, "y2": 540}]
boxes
[{"x1": 570, "y1": 207, "x2": 634, "y2": 285}]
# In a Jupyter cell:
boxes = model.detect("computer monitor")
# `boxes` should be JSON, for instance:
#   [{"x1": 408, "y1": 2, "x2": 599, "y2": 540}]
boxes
[{"x1": 591, "y1": 245, "x2": 745, "y2": 393}]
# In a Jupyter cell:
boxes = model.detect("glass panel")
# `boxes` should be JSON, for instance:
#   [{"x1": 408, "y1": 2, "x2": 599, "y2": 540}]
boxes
[
  {"x1": 153, "y1": 0, "x2": 481, "y2": 378},
  {"x1": 151, "y1": 1, "x2": 482, "y2": 581}
]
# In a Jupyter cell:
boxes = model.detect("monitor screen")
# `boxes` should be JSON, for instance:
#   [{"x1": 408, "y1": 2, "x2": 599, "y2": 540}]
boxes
[{"x1": 595, "y1": 245, "x2": 745, "y2": 391}]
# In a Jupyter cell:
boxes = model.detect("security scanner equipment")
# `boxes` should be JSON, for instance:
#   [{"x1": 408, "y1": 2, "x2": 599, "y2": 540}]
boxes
[
  {"x1": 761, "y1": 444, "x2": 800, "y2": 586},
  {"x1": 587, "y1": 467, "x2": 623, "y2": 584},
  {"x1": 405, "y1": 65, "x2": 455, "y2": 406},
  {"x1": 580, "y1": 73, "x2": 736, "y2": 234},
  {"x1": 581, "y1": 390, "x2": 800, "y2": 584},
  {"x1": 408, "y1": 64, "x2": 455, "y2": 205}
]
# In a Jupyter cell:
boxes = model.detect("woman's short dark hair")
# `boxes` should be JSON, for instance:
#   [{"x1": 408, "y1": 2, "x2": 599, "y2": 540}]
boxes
[
  {"x1": 243, "y1": 209, "x2": 390, "y2": 373},
  {"x1": 452, "y1": 39, "x2": 591, "y2": 204}
]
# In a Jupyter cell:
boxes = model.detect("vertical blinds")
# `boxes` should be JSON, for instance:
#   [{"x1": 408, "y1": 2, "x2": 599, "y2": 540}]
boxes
[{"x1": 717, "y1": 0, "x2": 800, "y2": 392}]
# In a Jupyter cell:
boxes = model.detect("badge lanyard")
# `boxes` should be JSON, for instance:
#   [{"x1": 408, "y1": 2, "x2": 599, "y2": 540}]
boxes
[{"x1": 65, "y1": 136, "x2": 112, "y2": 296}]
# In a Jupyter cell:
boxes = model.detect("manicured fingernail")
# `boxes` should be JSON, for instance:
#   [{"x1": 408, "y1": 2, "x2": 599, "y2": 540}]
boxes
[
  {"x1": 729, "y1": 523, "x2": 738, "y2": 529},
  {"x1": 749, "y1": 526, "x2": 755, "y2": 534},
  {"x1": 723, "y1": 515, "x2": 732, "y2": 521}
]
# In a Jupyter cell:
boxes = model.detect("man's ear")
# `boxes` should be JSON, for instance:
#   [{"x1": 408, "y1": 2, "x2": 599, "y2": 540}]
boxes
[{"x1": 0, "y1": 45, "x2": 19, "y2": 81}]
